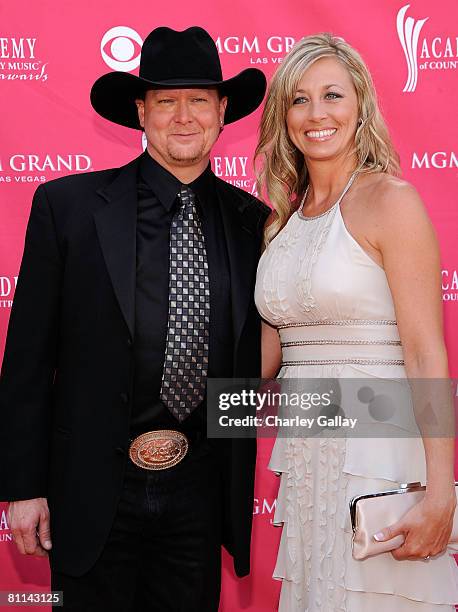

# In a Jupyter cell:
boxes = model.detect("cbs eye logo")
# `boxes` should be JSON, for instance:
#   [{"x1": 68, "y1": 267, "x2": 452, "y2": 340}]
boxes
[{"x1": 101, "y1": 26, "x2": 143, "y2": 72}]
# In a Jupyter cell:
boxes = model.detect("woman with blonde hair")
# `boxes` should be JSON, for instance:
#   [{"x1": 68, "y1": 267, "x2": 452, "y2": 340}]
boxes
[{"x1": 255, "y1": 33, "x2": 458, "y2": 610}]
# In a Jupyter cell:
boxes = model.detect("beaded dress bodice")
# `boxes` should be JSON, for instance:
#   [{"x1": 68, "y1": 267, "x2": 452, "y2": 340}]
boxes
[{"x1": 255, "y1": 173, "x2": 398, "y2": 331}]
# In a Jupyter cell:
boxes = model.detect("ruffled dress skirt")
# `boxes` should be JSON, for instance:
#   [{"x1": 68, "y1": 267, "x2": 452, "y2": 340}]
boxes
[
  {"x1": 268, "y1": 362, "x2": 458, "y2": 611},
  {"x1": 270, "y1": 433, "x2": 458, "y2": 611}
]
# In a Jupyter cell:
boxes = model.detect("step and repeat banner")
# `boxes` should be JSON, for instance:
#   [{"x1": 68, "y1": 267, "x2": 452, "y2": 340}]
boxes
[{"x1": 1, "y1": 0, "x2": 457, "y2": 609}]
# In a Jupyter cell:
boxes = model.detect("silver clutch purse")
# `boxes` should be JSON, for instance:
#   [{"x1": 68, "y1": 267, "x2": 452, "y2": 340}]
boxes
[{"x1": 350, "y1": 481, "x2": 458, "y2": 560}]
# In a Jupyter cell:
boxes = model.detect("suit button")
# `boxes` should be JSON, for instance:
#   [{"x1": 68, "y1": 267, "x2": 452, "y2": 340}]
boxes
[
  {"x1": 120, "y1": 392, "x2": 129, "y2": 404},
  {"x1": 127, "y1": 338, "x2": 132, "y2": 347}
]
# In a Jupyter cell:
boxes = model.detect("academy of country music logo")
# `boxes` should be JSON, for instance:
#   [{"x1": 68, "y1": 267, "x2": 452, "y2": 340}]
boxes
[
  {"x1": 0, "y1": 508, "x2": 12, "y2": 543},
  {"x1": 411, "y1": 151, "x2": 458, "y2": 169},
  {"x1": 100, "y1": 26, "x2": 296, "y2": 71},
  {"x1": 397, "y1": 5, "x2": 458, "y2": 92},
  {"x1": 442, "y1": 269, "x2": 458, "y2": 302},
  {"x1": 0, "y1": 36, "x2": 48, "y2": 82},
  {"x1": 212, "y1": 156, "x2": 256, "y2": 193},
  {"x1": 0, "y1": 276, "x2": 17, "y2": 309},
  {"x1": 0, "y1": 154, "x2": 93, "y2": 184}
]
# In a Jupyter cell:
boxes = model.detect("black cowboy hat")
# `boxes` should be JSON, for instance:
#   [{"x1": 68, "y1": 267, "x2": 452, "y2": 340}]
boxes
[{"x1": 91, "y1": 26, "x2": 267, "y2": 129}]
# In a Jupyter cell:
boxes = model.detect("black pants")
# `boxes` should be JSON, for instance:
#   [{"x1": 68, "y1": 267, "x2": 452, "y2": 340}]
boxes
[{"x1": 51, "y1": 444, "x2": 222, "y2": 611}]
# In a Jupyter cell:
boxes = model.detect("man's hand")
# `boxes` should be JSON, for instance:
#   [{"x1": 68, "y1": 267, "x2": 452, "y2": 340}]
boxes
[{"x1": 7, "y1": 498, "x2": 52, "y2": 557}]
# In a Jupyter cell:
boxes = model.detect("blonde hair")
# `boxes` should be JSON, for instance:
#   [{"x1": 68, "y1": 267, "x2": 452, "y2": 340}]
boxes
[{"x1": 255, "y1": 33, "x2": 400, "y2": 246}]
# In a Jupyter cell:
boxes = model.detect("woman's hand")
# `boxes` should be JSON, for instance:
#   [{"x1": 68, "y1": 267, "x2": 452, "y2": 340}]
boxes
[{"x1": 373, "y1": 488, "x2": 456, "y2": 560}]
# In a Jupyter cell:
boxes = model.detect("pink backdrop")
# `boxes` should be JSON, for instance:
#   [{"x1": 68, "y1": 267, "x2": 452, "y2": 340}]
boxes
[{"x1": 1, "y1": 0, "x2": 457, "y2": 609}]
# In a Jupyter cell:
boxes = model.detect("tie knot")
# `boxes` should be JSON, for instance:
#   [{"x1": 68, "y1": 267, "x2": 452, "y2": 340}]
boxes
[
  {"x1": 176, "y1": 185, "x2": 198, "y2": 221},
  {"x1": 178, "y1": 185, "x2": 194, "y2": 205}
]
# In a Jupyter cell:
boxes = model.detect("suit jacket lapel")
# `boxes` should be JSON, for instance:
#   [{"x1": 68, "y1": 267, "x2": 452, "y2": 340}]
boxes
[
  {"x1": 93, "y1": 156, "x2": 141, "y2": 339},
  {"x1": 217, "y1": 185, "x2": 258, "y2": 355},
  {"x1": 92, "y1": 158, "x2": 262, "y2": 350}
]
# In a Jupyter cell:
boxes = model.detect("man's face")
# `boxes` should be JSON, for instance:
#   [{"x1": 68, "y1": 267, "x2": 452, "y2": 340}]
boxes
[{"x1": 136, "y1": 88, "x2": 227, "y2": 174}]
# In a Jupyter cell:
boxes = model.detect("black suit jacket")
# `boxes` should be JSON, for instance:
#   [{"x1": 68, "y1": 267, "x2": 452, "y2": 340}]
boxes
[{"x1": 0, "y1": 154, "x2": 270, "y2": 577}]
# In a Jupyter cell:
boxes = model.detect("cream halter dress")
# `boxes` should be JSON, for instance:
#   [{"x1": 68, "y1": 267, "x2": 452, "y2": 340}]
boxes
[{"x1": 254, "y1": 174, "x2": 458, "y2": 611}]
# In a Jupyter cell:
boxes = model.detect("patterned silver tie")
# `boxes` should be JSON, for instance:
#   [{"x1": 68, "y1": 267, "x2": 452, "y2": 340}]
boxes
[{"x1": 160, "y1": 185, "x2": 210, "y2": 421}]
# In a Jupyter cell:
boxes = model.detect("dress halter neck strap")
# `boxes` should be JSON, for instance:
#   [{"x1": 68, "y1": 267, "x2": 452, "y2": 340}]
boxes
[{"x1": 297, "y1": 171, "x2": 358, "y2": 221}]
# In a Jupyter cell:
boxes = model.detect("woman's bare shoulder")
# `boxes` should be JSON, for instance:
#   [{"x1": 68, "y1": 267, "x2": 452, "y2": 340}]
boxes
[{"x1": 354, "y1": 173, "x2": 427, "y2": 224}]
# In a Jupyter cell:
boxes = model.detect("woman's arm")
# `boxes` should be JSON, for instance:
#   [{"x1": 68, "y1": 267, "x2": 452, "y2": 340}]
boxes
[
  {"x1": 369, "y1": 178, "x2": 456, "y2": 559},
  {"x1": 260, "y1": 210, "x2": 282, "y2": 379},
  {"x1": 261, "y1": 320, "x2": 282, "y2": 379}
]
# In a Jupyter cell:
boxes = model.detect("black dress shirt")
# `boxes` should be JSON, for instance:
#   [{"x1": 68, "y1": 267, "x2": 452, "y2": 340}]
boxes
[{"x1": 130, "y1": 151, "x2": 233, "y2": 437}]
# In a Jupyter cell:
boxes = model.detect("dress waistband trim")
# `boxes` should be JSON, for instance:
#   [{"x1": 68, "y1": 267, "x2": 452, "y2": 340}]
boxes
[
  {"x1": 278, "y1": 321, "x2": 403, "y2": 363},
  {"x1": 281, "y1": 358, "x2": 405, "y2": 366},
  {"x1": 277, "y1": 319, "x2": 397, "y2": 329},
  {"x1": 281, "y1": 339, "x2": 401, "y2": 347}
]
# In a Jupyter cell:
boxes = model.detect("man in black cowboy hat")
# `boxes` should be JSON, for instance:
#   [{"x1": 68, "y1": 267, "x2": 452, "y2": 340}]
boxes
[{"x1": 0, "y1": 26, "x2": 268, "y2": 610}]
